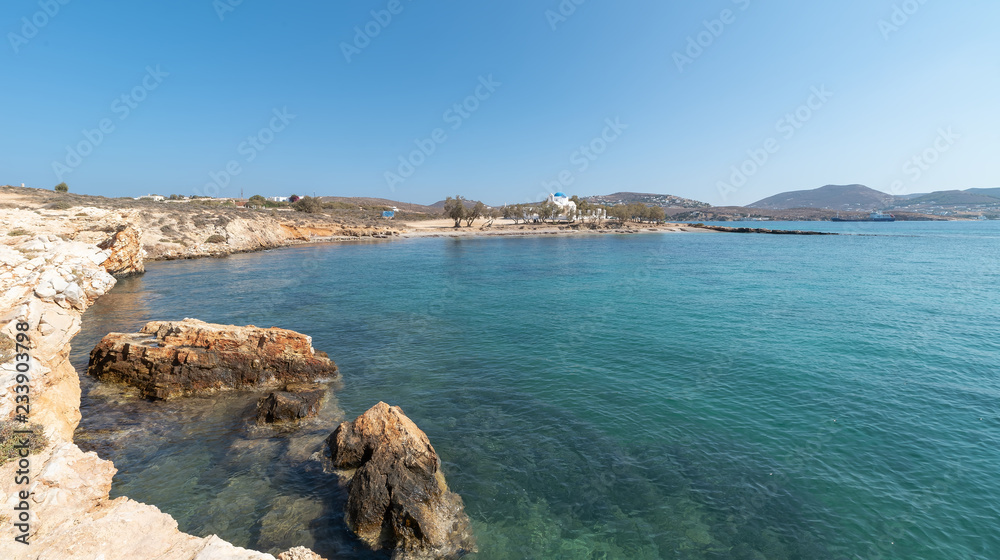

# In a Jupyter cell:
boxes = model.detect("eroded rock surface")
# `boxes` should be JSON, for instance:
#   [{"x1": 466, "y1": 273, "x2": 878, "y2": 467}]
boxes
[
  {"x1": 98, "y1": 223, "x2": 145, "y2": 277},
  {"x1": 0, "y1": 227, "x2": 326, "y2": 559},
  {"x1": 88, "y1": 319, "x2": 339, "y2": 399},
  {"x1": 327, "y1": 402, "x2": 475, "y2": 559},
  {"x1": 256, "y1": 383, "x2": 327, "y2": 424}
]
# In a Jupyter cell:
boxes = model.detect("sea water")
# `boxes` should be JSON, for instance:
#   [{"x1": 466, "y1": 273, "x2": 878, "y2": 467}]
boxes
[{"x1": 72, "y1": 222, "x2": 1000, "y2": 559}]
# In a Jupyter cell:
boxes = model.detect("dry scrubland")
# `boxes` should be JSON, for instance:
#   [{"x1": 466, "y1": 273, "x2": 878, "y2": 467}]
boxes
[{"x1": 0, "y1": 186, "x2": 404, "y2": 261}]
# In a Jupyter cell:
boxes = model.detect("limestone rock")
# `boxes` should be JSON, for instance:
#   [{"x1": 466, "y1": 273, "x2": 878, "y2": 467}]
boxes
[
  {"x1": 256, "y1": 383, "x2": 326, "y2": 424},
  {"x1": 277, "y1": 547, "x2": 327, "y2": 560},
  {"x1": 98, "y1": 224, "x2": 146, "y2": 277},
  {"x1": 88, "y1": 319, "x2": 339, "y2": 399},
  {"x1": 327, "y1": 402, "x2": 475, "y2": 559}
]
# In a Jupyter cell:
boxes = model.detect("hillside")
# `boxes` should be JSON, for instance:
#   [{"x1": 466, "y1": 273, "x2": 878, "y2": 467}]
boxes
[
  {"x1": 318, "y1": 196, "x2": 439, "y2": 213},
  {"x1": 749, "y1": 184, "x2": 895, "y2": 210},
  {"x1": 897, "y1": 190, "x2": 1000, "y2": 207},
  {"x1": 584, "y1": 192, "x2": 710, "y2": 208}
]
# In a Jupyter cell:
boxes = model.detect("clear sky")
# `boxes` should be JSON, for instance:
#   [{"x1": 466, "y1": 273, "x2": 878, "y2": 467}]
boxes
[{"x1": 2, "y1": 0, "x2": 997, "y2": 206}]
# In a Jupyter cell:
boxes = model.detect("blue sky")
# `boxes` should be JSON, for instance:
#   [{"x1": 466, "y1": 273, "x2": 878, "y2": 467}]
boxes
[{"x1": 1, "y1": 0, "x2": 997, "y2": 206}]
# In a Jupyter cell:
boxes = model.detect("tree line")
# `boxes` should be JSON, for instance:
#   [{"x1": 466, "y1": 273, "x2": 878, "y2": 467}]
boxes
[{"x1": 441, "y1": 195, "x2": 665, "y2": 228}]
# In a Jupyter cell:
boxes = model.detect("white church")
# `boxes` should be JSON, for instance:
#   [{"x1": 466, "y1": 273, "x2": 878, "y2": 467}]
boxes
[{"x1": 547, "y1": 192, "x2": 576, "y2": 220}]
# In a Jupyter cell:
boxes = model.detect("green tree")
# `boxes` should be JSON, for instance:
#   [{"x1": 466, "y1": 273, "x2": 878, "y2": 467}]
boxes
[
  {"x1": 54, "y1": 182, "x2": 68, "y2": 193},
  {"x1": 444, "y1": 196, "x2": 466, "y2": 227},
  {"x1": 293, "y1": 196, "x2": 323, "y2": 213},
  {"x1": 609, "y1": 204, "x2": 628, "y2": 224},
  {"x1": 648, "y1": 205, "x2": 666, "y2": 223},
  {"x1": 465, "y1": 201, "x2": 485, "y2": 226},
  {"x1": 502, "y1": 205, "x2": 519, "y2": 224},
  {"x1": 538, "y1": 201, "x2": 556, "y2": 223},
  {"x1": 248, "y1": 194, "x2": 267, "y2": 207}
]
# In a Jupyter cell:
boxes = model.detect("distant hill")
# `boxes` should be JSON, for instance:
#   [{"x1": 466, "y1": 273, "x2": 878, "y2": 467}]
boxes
[
  {"x1": 749, "y1": 184, "x2": 895, "y2": 210},
  {"x1": 584, "y1": 192, "x2": 709, "y2": 208},
  {"x1": 318, "y1": 197, "x2": 439, "y2": 213},
  {"x1": 898, "y1": 190, "x2": 1000, "y2": 206},
  {"x1": 966, "y1": 187, "x2": 1000, "y2": 198}
]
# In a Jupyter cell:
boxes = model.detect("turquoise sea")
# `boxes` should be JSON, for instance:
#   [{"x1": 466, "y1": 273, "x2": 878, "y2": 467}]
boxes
[{"x1": 72, "y1": 221, "x2": 1000, "y2": 559}]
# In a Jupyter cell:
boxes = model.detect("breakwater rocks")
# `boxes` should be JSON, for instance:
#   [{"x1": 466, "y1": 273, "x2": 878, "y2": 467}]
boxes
[
  {"x1": 327, "y1": 402, "x2": 476, "y2": 559},
  {"x1": 88, "y1": 319, "x2": 339, "y2": 400},
  {"x1": 693, "y1": 224, "x2": 837, "y2": 235}
]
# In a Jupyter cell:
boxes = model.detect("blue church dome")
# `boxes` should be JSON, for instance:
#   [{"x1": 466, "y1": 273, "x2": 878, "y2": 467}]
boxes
[{"x1": 554, "y1": 192, "x2": 567, "y2": 198}]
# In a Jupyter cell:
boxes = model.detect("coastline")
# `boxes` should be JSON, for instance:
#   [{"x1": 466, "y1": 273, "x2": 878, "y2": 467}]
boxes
[
  {"x1": 0, "y1": 211, "x2": 320, "y2": 558},
  {"x1": 0, "y1": 194, "x2": 833, "y2": 559}
]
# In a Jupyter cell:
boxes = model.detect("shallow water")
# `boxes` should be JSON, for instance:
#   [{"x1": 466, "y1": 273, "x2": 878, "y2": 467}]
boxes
[{"x1": 73, "y1": 223, "x2": 1000, "y2": 559}]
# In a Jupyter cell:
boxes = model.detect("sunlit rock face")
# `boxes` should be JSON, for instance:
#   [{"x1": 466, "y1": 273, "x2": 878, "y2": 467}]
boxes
[
  {"x1": 88, "y1": 319, "x2": 339, "y2": 399},
  {"x1": 98, "y1": 224, "x2": 145, "y2": 277},
  {"x1": 327, "y1": 402, "x2": 476, "y2": 560}
]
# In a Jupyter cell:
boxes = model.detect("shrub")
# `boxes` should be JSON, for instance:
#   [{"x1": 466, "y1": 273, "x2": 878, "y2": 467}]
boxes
[
  {"x1": 292, "y1": 196, "x2": 324, "y2": 214},
  {"x1": 7, "y1": 228, "x2": 29, "y2": 236},
  {"x1": 54, "y1": 182, "x2": 68, "y2": 193},
  {"x1": 0, "y1": 422, "x2": 49, "y2": 466},
  {"x1": 205, "y1": 234, "x2": 226, "y2": 244}
]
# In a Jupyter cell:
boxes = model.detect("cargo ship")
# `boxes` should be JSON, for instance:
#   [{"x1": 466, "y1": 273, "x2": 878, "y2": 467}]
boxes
[{"x1": 831, "y1": 210, "x2": 896, "y2": 222}]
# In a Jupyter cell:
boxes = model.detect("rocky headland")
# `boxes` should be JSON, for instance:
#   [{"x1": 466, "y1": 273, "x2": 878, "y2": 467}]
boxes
[
  {"x1": 0, "y1": 185, "x2": 401, "y2": 264},
  {"x1": 88, "y1": 319, "x2": 339, "y2": 400},
  {"x1": 0, "y1": 190, "x2": 477, "y2": 559},
  {"x1": 0, "y1": 223, "x2": 327, "y2": 558}
]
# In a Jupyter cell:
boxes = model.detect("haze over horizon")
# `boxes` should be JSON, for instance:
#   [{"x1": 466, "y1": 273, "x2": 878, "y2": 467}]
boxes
[{"x1": 2, "y1": 1, "x2": 997, "y2": 206}]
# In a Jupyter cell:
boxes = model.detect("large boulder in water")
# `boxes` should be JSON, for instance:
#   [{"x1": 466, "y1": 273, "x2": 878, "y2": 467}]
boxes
[
  {"x1": 88, "y1": 319, "x2": 338, "y2": 399},
  {"x1": 327, "y1": 402, "x2": 475, "y2": 559}
]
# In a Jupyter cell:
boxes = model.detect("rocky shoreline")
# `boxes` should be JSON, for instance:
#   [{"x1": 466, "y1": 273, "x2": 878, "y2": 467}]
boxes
[
  {"x1": 0, "y1": 202, "x2": 482, "y2": 559},
  {"x1": 0, "y1": 189, "x2": 837, "y2": 559},
  {"x1": 0, "y1": 228, "x2": 315, "y2": 559}
]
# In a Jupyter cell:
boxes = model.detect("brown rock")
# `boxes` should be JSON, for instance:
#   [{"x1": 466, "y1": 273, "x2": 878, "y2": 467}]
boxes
[
  {"x1": 98, "y1": 224, "x2": 145, "y2": 277},
  {"x1": 327, "y1": 402, "x2": 475, "y2": 559},
  {"x1": 88, "y1": 319, "x2": 338, "y2": 399},
  {"x1": 256, "y1": 383, "x2": 326, "y2": 424}
]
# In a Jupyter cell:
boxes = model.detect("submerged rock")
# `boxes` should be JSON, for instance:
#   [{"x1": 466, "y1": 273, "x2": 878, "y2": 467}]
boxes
[
  {"x1": 256, "y1": 383, "x2": 327, "y2": 424},
  {"x1": 88, "y1": 319, "x2": 338, "y2": 399},
  {"x1": 327, "y1": 402, "x2": 475, "y2": 559}
]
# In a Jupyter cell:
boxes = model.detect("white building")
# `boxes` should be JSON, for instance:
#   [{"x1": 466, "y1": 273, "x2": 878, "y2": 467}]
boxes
[
  {"x1": 269, "y1": 196, "x2": 290, "y2": 202},
  {"x1": 548, "y1": 192, "x2": 576, "y2": 219}
]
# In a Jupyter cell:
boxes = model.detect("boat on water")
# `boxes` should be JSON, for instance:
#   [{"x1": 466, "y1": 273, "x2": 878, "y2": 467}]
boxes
[{"x1": 831, "y1": 210, "x2": 896, "y2": 222}]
